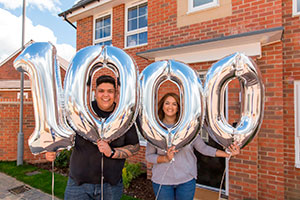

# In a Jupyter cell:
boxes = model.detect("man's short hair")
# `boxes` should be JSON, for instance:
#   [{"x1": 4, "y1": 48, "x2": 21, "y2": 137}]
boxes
[{"x1": 96, "y1": 75, "x2": 118, "y2": 88}]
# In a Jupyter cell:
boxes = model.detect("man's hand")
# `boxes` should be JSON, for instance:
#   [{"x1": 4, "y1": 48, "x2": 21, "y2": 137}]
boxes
[
  {"x1": 45, "y1": 152, "x2": 56, "y2": 162},
  {"x1": 97, "y1": 140, "x2": 112, "y2": 157}
]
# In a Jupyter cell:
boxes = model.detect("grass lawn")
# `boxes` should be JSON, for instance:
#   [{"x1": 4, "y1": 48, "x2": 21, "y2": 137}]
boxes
[{"x1": 0, "y1": 161, "x2": 138, "y2": 200}]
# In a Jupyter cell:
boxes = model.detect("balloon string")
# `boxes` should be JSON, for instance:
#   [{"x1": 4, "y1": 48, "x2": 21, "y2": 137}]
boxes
[
  {"x1": 218, "y1": 155, "x2": 231, "y2": 200},
  {"x1": 101, "y1": 153, "x2": 104, "y2": 200},
  {"x1": 52, "y1": 160, "x2": 54, "y2": 200},
  {"x1": 155, "y1": 159, "x2": 173, "y2": 200}
]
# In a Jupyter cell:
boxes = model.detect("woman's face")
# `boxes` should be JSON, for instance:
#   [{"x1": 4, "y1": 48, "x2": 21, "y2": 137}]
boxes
[{"x1": 162, "y1": 96, "x2": 178, "y2": 118}]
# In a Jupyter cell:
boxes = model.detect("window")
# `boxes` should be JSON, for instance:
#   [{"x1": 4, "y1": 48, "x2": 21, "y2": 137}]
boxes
[
  {"x1": 125, "y1": 2, "x2": 148, "y2": 48},
  {"x1": 188, "y1": 0, "x2": 219, "y2": 13},
  {"x1": 293, "y1": 0, "x2": 300, "y2": 16},
  {"x1": 95, "y1": 40, "x2": 112, "y2": 46},
  {"x1": 134, "y1": 122, "x2": 147, "y2": 146},
  {"x1": 294, "y1": 81, "x2": 300, "y2": 168},
  {"x1": 94, "y1": 14, "x2": 112, "y2": 46}
]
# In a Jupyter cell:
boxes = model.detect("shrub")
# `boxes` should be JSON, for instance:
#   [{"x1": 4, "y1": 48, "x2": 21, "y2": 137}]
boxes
[
  {"x1": 54, "y1": 150, "x2": 144, "y2": 189},
  {"x1": 54, "y1": 149, "x2": 72, "y2": 169},
  {"x1": 122, "y1": 162, "x2": 144, "y2": 189}
]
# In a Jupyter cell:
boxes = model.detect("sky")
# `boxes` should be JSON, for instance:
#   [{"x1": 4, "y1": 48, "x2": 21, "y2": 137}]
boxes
[{"x1": 0, "y1": 0, "x2": 80, "y2": 63}]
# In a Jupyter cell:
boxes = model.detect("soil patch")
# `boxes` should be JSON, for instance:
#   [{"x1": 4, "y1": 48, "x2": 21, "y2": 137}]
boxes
[{"x1": 123, "y1": 173, "x2": 155, "y2": 200}]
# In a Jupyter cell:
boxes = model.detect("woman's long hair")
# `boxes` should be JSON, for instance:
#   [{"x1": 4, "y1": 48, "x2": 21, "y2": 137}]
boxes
[{"x1": 157, "y1": 93, "x2": 180, "y2": 123}]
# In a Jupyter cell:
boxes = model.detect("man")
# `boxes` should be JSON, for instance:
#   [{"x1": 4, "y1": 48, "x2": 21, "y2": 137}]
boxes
[{"x1": 46, "y1": 75, "x2": 140, "y2": 200}]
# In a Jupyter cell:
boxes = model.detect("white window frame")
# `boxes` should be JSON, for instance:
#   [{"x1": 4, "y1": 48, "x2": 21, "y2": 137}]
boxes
[
  {"x1": 93, "y1": 11, "x2": 112, "y2": 46},
  {"x1": 294, "y1": 81, "x2": 300, "y2": 168},
  {"x1": 293, "y1": 0, "x2": 300, "y2": 16},
  {"x1": 125, "y1": 0, "x2": 148, "y2": 49},
  {"x1": 188, "y1": 0, "x2": 219, "y2": 13},
  {"x1": 198, "y1": 71, "x2": 209, "y2": 142}
]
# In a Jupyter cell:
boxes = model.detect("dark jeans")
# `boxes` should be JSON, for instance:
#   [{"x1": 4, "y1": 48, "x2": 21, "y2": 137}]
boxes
[
  {"x1": 152, "y1": 178, "x2": 196, "y2": 200},
  {"x1": 64, "y1": 177, "x2": 123, "y2": 200}
]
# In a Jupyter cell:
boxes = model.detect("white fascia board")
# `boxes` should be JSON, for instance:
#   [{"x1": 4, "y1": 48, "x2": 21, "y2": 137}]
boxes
[
  {"x1": 0, "y1": 80, "x2": 31, "y2": 90},
  {"x1": 67, "y1": 0, "x2": 132, "y2": 22},
  {"x1": 155, "y1": 42, "x2": 261, "y2": 63}
]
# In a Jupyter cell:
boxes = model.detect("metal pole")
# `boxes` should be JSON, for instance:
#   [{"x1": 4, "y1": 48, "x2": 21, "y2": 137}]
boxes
[{"x1": 17, "y1": 0, "x2": 26, "y2": 166}]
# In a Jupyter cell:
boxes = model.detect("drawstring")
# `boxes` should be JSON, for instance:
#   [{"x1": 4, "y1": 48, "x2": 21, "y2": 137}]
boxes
[
  {"x1": 155, "y1": 159, "x2": 174, "y2": 200},
  {"x1": 51, "y1": 160, "x2": 54, "y2": 200},
  {"x1": 218, "y1": 154, "x2": 231, "y2": 200}
]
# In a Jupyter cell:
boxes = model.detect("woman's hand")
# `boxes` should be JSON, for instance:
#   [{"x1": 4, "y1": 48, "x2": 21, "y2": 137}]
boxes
[
  {"x1": 45, "y1": 152, "x2": 56, "y2": 162},
  {"x1": 228, "y1": 143, "x2": 240, "y2": 156},
  {"x1": 166, "y1": 146, "x2": 178, "y2": 162},
  {"x1": 97, "y1": 140, "x2": 112, "y2": 157},
  {"x1": 156, "y1": 146, "x2": 178, "y2": 163}
]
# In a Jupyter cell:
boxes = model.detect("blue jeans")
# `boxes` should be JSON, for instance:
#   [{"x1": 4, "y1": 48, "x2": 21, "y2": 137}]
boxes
[
  {"x1": 64, "y1": 177, "x2": 123, "y2": 200},
  {"x1": 152, "y1": 179, "x2": 196, "y2": 200}
]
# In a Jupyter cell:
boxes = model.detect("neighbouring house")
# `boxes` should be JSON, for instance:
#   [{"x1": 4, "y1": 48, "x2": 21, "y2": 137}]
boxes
[
  {"x1": 57, "y1": 0, "x2": 300, "y2": 199},
  {"x1": 0, "y1": 40, "x2": 69, "y2": 163}
]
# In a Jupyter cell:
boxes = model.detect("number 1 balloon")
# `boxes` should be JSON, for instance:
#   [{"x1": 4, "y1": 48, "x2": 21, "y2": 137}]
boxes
[{"x1": 13, "y1": 42, "x2": 74, "y2": 154}]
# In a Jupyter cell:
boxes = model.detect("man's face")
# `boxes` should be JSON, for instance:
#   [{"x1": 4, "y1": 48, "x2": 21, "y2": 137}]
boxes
[{"x1": 95, "y1": 82, "x2": 116, "y2": 112}]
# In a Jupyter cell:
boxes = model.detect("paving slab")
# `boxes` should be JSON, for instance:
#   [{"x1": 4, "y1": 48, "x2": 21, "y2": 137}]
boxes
[{"x1": 0, "y1": 172, "x2": 59, "y2": 200}]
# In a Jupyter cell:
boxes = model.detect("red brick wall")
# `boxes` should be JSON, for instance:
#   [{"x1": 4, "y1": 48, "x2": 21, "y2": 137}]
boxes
[
  {"x1": 0, "y1": 54, "x2": 23, "y2": 80},
  {"x1": 77, "y1": 16, "x2": 93, "y2": 51},
  {"x1": 282, "y1": 0, "x2": 300, "y2": 199},
  {"x1": 113, "y1": 4, "x2": 125, "y2": 48},
  {"x1": 148, "y1": 0, "x2": 282, "y2": 49},
  {"x1": 0, "y1": 90, "x2": 45, "y2": 163},
  {"x1": 257, "y1": 43, "x2": 285, "y2": 200}
]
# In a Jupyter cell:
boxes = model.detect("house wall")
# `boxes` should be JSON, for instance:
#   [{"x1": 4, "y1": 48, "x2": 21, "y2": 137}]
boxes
[
  {"x1": 0, "y1": 93, "x2": 44, "y2": 163},
  {"x1": 73, "y1": 0, "x2": 300, "y2": 199},
  {"x1": 0, "y1": 54, "x2": 45, "y2": 163},
  {"x1": 147, "y1": 0, "x2": 282, "y2": 49},
  {"x1": 0, "y1": 54, "x2": 22, "y2": 80},
  {"x1": 282, "y1": 0, "x2": 300, "y2": 199}
]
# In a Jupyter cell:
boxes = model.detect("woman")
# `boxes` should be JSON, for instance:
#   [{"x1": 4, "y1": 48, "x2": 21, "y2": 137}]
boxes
[{"x1": 146, "y1": 93, "x2": 240, "y2": 200}]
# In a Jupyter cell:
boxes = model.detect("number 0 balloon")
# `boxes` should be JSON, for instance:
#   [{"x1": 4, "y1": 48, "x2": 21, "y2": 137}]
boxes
[
  {"x1": 64, "y1": 44, "x2": 139, "y2": 143},
  {"x1": 203, "y1": 53, "x2": 264, "y2": 148},
  {"x1": 137, "y1": 60, "x2": 204, "y2": 150}
]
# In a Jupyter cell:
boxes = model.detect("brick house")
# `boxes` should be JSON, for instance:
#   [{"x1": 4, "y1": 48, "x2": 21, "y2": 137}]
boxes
[
  {"x1": 0, "y1": 0, "x2": 299, "y2": 199},
  {"x1": 57, "y1": 0, "x2": 300, "y2": 199},
  {"x1": 0, "y1": 40, "x2": 69, "y2": 163}
]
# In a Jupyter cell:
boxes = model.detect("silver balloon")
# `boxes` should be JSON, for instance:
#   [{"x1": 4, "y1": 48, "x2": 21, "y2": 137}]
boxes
[
  {"x1": 64, "y1": 45, "x2": 139, "y2": 143},
  {"x1": 137, "y1": 60, "x2": 204, "y2": 150},
  {"x1": 13, "y1": 42, "x2": 74, "y2": 154},
  {"x1": 203, "y1": 52, "x2": 264, "y2": 148}
]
